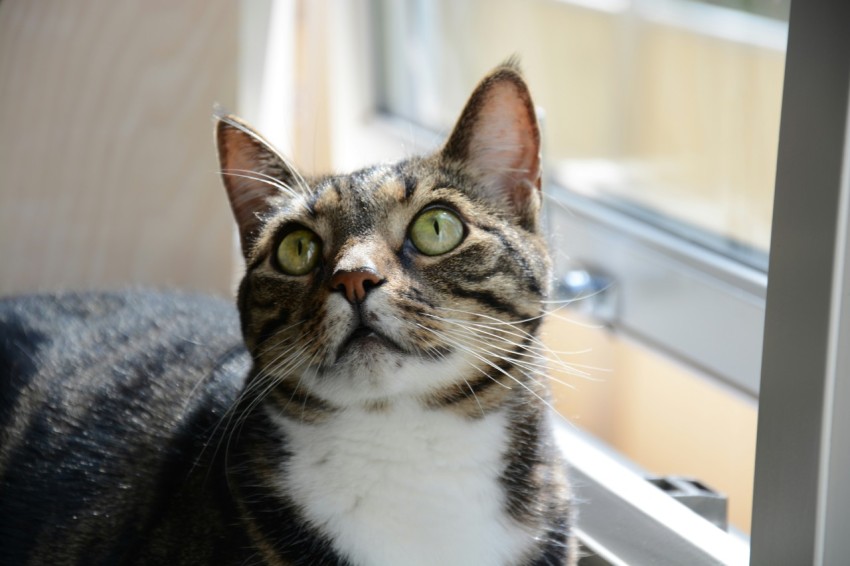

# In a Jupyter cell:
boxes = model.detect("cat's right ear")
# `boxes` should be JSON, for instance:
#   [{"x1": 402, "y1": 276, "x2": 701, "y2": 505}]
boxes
[
  {"x1": 441, "y1": 63, "x2": 542, "y2": 231},
  {"x1": 215, "y1": 112, "x2": 301, "y2": 257}
]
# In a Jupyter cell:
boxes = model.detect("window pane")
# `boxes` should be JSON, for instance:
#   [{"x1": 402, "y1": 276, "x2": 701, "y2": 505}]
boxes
[{"x1": 376, "y1": 0, "x2": 789, "y2": 265}]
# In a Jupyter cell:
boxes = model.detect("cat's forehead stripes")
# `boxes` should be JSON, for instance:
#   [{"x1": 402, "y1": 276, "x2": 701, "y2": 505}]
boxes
[
  {"x1": 315, "y1": 163, "x2": 416, "y2": 206},
  {"x1": 301, "y1": 164, "x2": 428, "y2": 248}
]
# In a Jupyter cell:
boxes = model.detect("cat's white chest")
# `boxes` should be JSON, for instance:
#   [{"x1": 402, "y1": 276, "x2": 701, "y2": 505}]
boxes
[{"x1": 272, "y1": 404, "x2": 531, "y2": 566}]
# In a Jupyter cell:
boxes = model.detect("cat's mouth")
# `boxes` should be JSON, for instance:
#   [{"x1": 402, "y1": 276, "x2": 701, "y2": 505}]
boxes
[{"x1": 336, "y1": 324, "x2": 404, "y2": 361}]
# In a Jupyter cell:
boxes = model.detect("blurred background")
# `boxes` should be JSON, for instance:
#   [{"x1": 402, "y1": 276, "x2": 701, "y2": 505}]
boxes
[
  {"x1": 0, "y1": 0, "x2": 238, "y2": 296},
  {"x1": 0, "y1": 0, "x2": 790, "y2": 537}
]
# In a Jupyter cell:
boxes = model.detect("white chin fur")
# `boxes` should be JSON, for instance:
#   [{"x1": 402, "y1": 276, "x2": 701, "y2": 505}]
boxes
[
  {"x1": 300, "y1": 347, "x2": 472, "y2": 406},
  {"x1": 270, "y1": 402, "x2": 533, "y2": 566}
]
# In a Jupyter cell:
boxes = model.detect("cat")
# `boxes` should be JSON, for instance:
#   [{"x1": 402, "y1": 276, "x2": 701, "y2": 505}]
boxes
[{"x1": 0, "y1": 62, "x2": 576, "y2": 565}]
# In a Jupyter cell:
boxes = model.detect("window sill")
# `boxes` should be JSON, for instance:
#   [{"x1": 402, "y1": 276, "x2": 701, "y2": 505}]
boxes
[{"x1": 558, "y1": 422, "x2": 750, "y2": 565}]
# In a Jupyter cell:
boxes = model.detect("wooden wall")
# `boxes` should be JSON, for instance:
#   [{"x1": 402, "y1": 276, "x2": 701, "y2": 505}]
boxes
[{"x1": 0, "y1": 0, "x2": 238, "y2": 297}]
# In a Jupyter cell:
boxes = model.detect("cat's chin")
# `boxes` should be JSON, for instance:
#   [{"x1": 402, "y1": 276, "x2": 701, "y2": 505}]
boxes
[
  {"x1": 334, "y1": 325, "x2": 404, "y2": 362},
  {"x1": 302, "y1": 348, "x2": 468, "y2": 406}
]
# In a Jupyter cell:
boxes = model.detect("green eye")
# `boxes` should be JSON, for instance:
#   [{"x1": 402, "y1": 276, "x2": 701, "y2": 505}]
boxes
[
  {"x1": 410, "y1": 208, "x2": 465, "y2": 256},
  {"x1": 276, "y1": 229, "x2": 321, "y2": 275}
]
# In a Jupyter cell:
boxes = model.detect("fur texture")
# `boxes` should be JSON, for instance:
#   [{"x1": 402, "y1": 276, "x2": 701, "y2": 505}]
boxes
[
  {"x1": 0, "y1": 291, "x2": 251, "y2": 564},
  {"x1": 0, "y1": 63, "x2": 575, "y2": 565}
]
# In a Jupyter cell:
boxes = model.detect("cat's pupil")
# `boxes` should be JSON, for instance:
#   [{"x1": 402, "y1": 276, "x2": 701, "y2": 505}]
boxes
[
  {"x1": 433, "y1": 219, "x2": 440, "y2": 235},
  {"x1": 297, "y1": 239, "x2": 303, "y2": 256}
]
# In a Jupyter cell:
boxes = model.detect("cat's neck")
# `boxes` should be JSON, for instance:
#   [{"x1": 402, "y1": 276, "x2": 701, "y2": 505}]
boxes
[{"x1": 266, "y1": 401, "x2": 535, "y2": 566}]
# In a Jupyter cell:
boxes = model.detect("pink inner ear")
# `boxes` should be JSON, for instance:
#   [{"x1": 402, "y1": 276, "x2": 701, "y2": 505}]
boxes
[
  {"x1": 466, "y1": 82, "x2": 540, "y2": 204},
  {"x1": 217, "y1": 121, "x2": 287, "y2": 255}
]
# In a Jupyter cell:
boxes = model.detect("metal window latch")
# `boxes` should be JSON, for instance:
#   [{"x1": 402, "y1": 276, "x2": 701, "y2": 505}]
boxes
[
  {"x1": 557, "y1": 266, "x2": 619, "y2": 326},
  {"x1": 647, "y1": 476, "x2": 729, "y2": 531}
]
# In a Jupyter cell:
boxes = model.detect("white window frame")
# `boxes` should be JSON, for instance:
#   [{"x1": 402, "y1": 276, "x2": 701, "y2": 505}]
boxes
[
  {"x1": 751, "y1": 1, "x2": 850, "y2": 564},
  {"x1": 239, "y1": 0, "x2": 850, "y2": 563}
]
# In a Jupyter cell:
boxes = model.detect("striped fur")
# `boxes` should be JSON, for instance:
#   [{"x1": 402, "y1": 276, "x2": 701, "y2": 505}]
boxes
[
  {"x1": 0, "y1": 291, "x2": 252, "y2": 564},
  {"x1": 0, "y1": 64, "x2": 575, "y2": 564}
]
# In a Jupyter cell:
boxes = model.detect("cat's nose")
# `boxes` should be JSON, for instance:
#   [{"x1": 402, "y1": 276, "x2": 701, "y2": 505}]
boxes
[{"x1": 329, "y1": 269, "x2": 385, "y2": 304}]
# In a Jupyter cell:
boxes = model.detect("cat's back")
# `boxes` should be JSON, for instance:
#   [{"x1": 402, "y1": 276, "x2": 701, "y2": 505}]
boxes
[{"x1": 0, "y1": 290, "x2": 251, "y2": 564}]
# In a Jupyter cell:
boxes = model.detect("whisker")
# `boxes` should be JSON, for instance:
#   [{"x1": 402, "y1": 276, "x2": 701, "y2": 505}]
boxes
[
  {"x1": 424, "y1": 308, "x2": 571, "y2": 361},
  {"x1": 214, "y1": 112, "x2": 313, "y2": 196},
  {"x1": 253, "y1": 320, "x2": 307, "y2": 358},
  {"x1": 432, "y1": 329, "x2": 566, "y2": 420},
  {"x1": 221, "y1": 338, "x2": 317, "y2": 468},
  {"x1": 433, "y1": 324, "x2": 582, "y2": 391},
  {"x1": 203, "y1": 333, "x2": 311, "y2": 476},
  {"x1": 220, "y1": 170, "x2": 302, "y2": 200},
  {"x1": 541, "y1": 310, "x2": 613, "y2": 330},
  {"x1": 411, "y1": 322, "x2": 512, "y2": 392},
  {"x1": 435, "y1": 324, "x2": 585, "y2": 384},
  {"x1": 433, "y1": 315, "x2": 573, "y2": 360}
]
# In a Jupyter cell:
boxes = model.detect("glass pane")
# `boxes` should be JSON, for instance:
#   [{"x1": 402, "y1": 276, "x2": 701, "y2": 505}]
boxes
[{"x1": 376, "y1": 0, "x2": 789, "y2": 266}]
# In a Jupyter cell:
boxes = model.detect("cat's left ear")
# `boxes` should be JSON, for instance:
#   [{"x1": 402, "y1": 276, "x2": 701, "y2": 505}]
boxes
[
  {"x1": 442, "y1": 64, "x2": 542, "y2": 231},
  {"x1": 215, "y1": 112, "x2": 301, "y2": 257}
]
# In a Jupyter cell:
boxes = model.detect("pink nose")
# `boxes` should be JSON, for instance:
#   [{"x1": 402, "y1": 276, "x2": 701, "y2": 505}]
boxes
[{"x1": 329, "y1": 269, "x2": 384, "y2": 304}]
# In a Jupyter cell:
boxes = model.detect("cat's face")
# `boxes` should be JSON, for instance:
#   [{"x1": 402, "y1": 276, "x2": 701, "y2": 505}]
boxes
[{"x1": 216, "y1": 65, "x2": 550, "y2": 414}]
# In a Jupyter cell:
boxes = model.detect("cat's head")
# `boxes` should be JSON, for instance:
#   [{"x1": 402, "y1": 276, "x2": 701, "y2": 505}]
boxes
[{"x1": 216, "y1": 64, "x2": 551, "y2": 416}]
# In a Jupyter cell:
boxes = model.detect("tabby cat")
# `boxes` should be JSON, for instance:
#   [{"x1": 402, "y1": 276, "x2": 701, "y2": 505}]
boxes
[{"x1": 0, "y1": 63, "x2": 575, "y2": 565}]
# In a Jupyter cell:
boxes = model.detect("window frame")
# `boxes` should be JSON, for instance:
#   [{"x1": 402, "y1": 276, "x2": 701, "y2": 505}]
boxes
[
  {"x1": 558, "y1": 422, "x2": 750, "y2": 564},
  {"x1": 751, "y1": 1, "x2": 850, "y2": 563}
]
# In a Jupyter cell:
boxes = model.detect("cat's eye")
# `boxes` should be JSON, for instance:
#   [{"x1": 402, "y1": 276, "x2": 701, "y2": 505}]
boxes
[
  {"x1": 276, "y1": 229, "x2": 321, "y2": 275},
  {"x1": 409, "y1": 208, "x2": 465, "y2": 256}
]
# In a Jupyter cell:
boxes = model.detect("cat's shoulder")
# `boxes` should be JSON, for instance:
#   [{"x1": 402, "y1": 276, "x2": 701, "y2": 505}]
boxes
[{"x1": 0, "y1": 288, "x2": 249, "y2": 417}]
